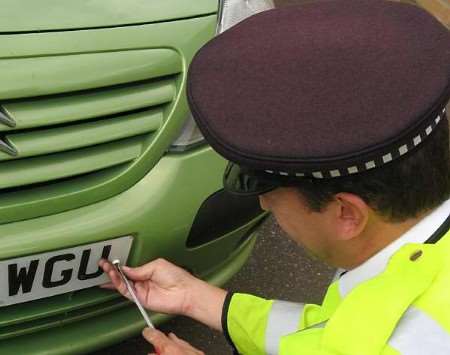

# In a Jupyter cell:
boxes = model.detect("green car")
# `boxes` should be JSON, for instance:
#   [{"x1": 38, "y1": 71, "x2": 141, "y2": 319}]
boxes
[{"x1": 0, "y1": 0, "x2": 273, "y2": 353}]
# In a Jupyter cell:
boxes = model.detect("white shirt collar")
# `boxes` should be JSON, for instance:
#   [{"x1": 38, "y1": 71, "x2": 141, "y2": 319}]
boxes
[{"x1": 338, "y1": 199, "x2": 450, "y2": 298}]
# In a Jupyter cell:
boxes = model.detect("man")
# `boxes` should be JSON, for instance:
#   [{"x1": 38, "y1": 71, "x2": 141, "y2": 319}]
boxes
[{"x1": 100, "y1": 0, "x2": 450, "y2": 354}]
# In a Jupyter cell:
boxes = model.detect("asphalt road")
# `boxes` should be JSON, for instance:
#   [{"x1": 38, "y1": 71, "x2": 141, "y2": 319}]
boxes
[{"x1": 92, "y1": 216, "x2": 335, "y2": 355}]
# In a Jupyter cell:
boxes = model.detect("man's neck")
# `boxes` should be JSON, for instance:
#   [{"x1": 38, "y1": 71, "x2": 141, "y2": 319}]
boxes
[
  {"x1": 339, "y1": 212, "x2": 427, "y2": 270},
  {"x1": 336, "y1": 199, "x2": 450, "y2": 297}
]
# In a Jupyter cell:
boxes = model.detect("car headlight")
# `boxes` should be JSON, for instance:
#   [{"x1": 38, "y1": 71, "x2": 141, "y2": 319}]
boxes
[
  {"x1": 170, "y1": 0, "x2": 274, "y2": 152},
  {"x1": 169, "y1": 112, "x2": 206, "y2": 152},
  {"x1": 217, "y1": 0, "x2": 275, "y2": 33}
]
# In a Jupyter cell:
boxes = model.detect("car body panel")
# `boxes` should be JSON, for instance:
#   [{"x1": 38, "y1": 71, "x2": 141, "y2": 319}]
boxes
[
  {"x1": 0, "y1": 49, "x2": 181, "y2": 100},
  {"x1": 0, "y1": 0, "x2": 217, "y2": 32},
  {"x1": 0, "y1": 147, "x2": 225, "y2": 261},
  {"x1": 0, "y1": 15, "x2": 217, "y2": 224}
]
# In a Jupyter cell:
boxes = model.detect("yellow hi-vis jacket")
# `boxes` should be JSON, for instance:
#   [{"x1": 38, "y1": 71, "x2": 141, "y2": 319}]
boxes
[{"x1": 222, "y1": 227, "x2": 450, "y2": 355}]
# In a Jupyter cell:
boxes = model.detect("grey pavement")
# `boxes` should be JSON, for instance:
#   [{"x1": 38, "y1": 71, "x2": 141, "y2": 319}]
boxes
[{"x1": 92, "y1": 216, "x2": 335, "y2": 355}]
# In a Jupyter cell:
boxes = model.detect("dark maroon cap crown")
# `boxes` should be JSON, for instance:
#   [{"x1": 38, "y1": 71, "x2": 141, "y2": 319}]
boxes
[{"x1": 187, "y1": 0, "x2": 450, "y2": 178}]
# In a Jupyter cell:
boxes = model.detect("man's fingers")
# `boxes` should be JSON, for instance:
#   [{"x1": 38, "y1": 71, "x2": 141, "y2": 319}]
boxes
[
  {"x1": 168, "y1": 333, "x2": 192, "y2": 347},
  {"x1": 99, "y1": 282, "x2": 115, "y2": 289},
  {"x1": 98, "y1": 259, "x2": 130, "y2": 298},
  {"x1": 135, "y1": 282, "x2": 151, "y2": 305},
  {"x1": 122, "y1": 261, "x2": 158, "y2": 281},
  {"x1": 101, "y1": 257, "x2": 173, "y2": 283},
  {"x1": 142, "y1": 327, "x2": 165, "y2": 343},
  {"x1": 99, "y1": 282, "x2": 132, "y2": 300},
  {"x1": 142, "y1": 328, "x2": 168, "y2": 351},
  {"x1": 168, "y1": 333, "x2": 191, "y2": 347},
  {"x1": 143, "y1": 329, "x2": 204, "y2": 355}
]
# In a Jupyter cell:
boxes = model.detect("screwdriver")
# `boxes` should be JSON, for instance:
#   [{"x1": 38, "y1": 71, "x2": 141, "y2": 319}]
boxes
[{"x1": 112, "y1": 259, "x2": 155, "y2": 329}]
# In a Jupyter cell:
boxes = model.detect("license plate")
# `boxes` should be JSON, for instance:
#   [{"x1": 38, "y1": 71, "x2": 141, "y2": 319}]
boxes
[{"x1": 0, "y1": 236, "x2": 133, "y2": 307}]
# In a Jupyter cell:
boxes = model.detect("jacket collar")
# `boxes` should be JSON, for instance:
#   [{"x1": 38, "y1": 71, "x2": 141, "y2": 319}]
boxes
[{"x1": 337, "y1": 199, "x2": 450, "y2": 298}]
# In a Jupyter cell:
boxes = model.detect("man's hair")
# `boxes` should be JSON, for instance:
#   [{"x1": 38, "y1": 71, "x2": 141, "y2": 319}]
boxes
[{"x1": 295, "y1": 117, "x2": 450, "y2": 222}]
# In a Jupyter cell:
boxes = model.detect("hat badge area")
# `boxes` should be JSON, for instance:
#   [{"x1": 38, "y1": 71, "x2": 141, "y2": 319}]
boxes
[
  {"x1": 263, "y1": 108, "x2": 447, "y2": 179},
  {"x1": 0, "y1": 106, "x2": 18, "y2": 157}
]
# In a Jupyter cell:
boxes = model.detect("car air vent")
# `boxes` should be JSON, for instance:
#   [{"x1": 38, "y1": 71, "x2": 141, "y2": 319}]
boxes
[{"x1": 0, "y1": 49, "x2": 182, "y2": 223}]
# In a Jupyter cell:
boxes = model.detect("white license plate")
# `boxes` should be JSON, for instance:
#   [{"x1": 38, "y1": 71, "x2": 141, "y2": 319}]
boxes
[{"x1": 0, "y1": 236, "x2": 133, "y2": 308}]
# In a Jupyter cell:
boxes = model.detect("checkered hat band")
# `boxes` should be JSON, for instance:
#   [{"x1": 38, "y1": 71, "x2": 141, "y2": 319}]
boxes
[{"x1": 264, "y1": 108, "x2": 446, "y2": 179}]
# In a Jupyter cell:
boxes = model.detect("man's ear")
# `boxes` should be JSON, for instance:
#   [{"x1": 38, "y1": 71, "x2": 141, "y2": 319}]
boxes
[{"x1": 333, "y1": 192, "x2": 370, "y2": 241}]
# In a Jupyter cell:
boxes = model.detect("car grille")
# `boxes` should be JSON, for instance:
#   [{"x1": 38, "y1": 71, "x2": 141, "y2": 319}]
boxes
[
  {"x1": 0, "y1": 48, "x2": 182, "y2": 223},
  {"x1": 0, "y1": 289, "x2": 128, "y2": 340}
]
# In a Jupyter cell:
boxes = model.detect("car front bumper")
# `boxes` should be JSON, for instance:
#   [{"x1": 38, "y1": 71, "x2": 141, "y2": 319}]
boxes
[{"x1": 0, "y1": 146, "x2": 264, "y2": 354}]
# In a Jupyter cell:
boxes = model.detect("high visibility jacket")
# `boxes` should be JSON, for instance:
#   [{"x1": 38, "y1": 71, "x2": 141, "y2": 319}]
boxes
[{"x1": 222, "y1": 218, "x2": 450, "y2": 354}]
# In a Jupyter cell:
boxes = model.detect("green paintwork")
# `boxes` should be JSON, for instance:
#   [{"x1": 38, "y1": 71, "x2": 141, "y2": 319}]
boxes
[
  {"x1": 0, "y1": 15, "x2": 218, "y2": 223},
  {"x1": 2, "y1": 79, "x2": 172, "y2": 131},
  {"x1": 0, "y1": 49, "x2": 181, "y2": 100},
  {"x1": 0, "y1": 289, "x2": 119, "y2": 329},
  {"x1": 0, "y1": 0, "x2": 218, "y2": 32},
  {"x1": 0, "y1": 165, "x2": 126, "y2": 223},
  {"x1": 0, "y1": 298, "x2": 130, "y2": 341},
  {"x1": 0, "y1": 147, "x2": 226, "y2": 259},
  {"x1": 1, "y1": 78, "x2": 174, "y2": 132},
  {"x1": 0, "y1": 136, "x2": 145, "y2": 189},
  {"x1": 2, "y1": 109, "x2": 162, "y2": 161}
]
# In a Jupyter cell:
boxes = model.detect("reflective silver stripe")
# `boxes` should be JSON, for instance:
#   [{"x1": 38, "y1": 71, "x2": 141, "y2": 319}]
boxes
[
  {"x1": 389, "y1": 307, "x2": 450, "y2": 354},
  {"x1": 305, "y1": 320, "x2": 327, "y2": 330},
  {"x1": 265, "y1": 301, "x2": 304, "y2": 355}
]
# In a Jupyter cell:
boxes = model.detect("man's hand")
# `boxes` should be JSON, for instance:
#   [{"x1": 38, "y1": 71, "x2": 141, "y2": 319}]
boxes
[
  {"x1": 99, "y1": 258, "x2": 227, "y2": 330},
  {"x1": 99, "y1": 258, "x2": 197, "y2": 316},
  {"x1": 143, "y1": 328, "x2": 205, "y2": 355}
]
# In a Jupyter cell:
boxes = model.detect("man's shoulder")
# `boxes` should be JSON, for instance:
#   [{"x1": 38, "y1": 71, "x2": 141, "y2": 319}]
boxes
[{"x1": 388, "y1": 305, "x2": 450, "y2": 354}]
